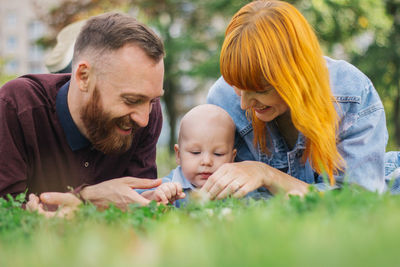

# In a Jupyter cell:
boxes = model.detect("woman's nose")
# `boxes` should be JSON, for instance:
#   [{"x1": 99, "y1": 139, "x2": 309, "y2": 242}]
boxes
[{"x1": 240, "y1": 91, "x2": 254, "y2": 110}]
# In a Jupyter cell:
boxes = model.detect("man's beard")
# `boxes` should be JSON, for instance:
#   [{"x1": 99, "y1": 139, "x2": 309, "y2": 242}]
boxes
[{"x1": 80, "y1": 88, "x2": 139, "y2": 154}]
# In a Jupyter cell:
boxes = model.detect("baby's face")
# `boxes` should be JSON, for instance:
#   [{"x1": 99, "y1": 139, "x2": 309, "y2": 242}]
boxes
[{"x1": 175, "y1": 124, "x2": 236, "y2": 188}]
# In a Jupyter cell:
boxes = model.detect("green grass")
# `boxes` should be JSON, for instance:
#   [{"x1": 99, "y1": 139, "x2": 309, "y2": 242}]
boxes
[
  {"x1": 156, "y1": 145, "x2": 177, "y2": 178},
  {"x1": 1, "y1": 187, "x2": 400, "y2": 267}
]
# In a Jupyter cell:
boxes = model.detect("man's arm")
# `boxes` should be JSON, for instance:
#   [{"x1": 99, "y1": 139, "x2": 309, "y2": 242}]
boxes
[
  {"x1": 79, "y1": 177, "x2": 161, "y2": 210},
  {"x1": 0, "y1": 95, "x2": 29, "y2": 197}
]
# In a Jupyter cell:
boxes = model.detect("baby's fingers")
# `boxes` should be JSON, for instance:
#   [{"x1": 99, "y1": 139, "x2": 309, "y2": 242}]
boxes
[
  {"x1": 177, "y1": 192, "x2": 186, "y2": 200},
  {"x1": 155, "y1": 190, "x2": 169, "y2": 204}
]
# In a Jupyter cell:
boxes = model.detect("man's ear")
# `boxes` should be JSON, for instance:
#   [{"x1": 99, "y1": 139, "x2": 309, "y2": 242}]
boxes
[
  {"x1": 174, "y1": 144, "x2": 181, "y2": 165},
  {"x1": 74, "y1": 61, "x2": 94, "y2": 92}
]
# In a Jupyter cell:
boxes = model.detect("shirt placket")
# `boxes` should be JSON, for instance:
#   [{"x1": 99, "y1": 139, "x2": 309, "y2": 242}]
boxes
[{"x1": 78, "y1": 148, "x2": 96, "y2": 184}]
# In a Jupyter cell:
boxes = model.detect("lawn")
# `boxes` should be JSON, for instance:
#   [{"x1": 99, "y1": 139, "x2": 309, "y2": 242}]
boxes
[{"x1": 1, "y1": 186, "x2": 399, "y2": 267}]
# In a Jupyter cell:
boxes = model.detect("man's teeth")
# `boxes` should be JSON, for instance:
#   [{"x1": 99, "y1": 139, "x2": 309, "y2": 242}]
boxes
[{"x1": 118, "y1": 125, "x2": 131, "y2": 131}]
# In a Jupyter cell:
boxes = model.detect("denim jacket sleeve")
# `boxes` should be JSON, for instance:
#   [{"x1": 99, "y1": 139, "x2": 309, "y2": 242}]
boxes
[{"x1": 322, "y1": 58, "x2": 387, "y2": 193}]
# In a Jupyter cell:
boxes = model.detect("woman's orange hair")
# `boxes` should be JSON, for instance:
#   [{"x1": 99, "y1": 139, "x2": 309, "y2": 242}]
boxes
[{"x1": 220, "y1": 0, "x2": 344, "y2": 185}]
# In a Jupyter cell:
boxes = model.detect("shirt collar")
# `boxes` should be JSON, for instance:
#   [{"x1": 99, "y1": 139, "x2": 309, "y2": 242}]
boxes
[
  {"x1": 56, "y1": 81, "x2": 90, "y2": 151},
  {"x1": 171, "y1": 166, "x2": 197, "y2": 190}
]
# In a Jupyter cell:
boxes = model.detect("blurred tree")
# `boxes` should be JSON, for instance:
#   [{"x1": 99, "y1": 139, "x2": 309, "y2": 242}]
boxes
[
  {"x1": 130, "y1": 0, "x2": 250, "y2": 152},
  {"x1": 351, "y1": 0, "x2": 400, "y2": 148},
  {"x1": 0, "y1": 58, "x2": 17, "y2": 87},
  {"x1": 291, "y1": 0, "x2": 390, "y2": 53}
]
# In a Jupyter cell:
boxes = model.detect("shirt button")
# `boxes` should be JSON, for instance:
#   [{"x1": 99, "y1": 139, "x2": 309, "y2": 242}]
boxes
[{"x1": 84, "y1": 162, "x2": 89, "y2": 167}]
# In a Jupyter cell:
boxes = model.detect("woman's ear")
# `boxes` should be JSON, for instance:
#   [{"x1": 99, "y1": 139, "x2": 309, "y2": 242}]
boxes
[
  {"x1": 174, "y1": 144, "x2": 181, "y2": 165},
  {"x1": 74, "y1": 61, "x2": 94, "y2": 92}
]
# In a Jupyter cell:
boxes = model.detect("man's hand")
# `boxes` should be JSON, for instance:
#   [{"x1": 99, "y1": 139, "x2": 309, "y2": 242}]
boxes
[
  {"x1": 141, "y1": 182, "x2": 186, "y2": 205},
  {"x1": 79, "y1": 177, "x2": 162, "y2": 210},
  {"x1": 26, "y1": 192, "x2": 82, "y2": 219}
]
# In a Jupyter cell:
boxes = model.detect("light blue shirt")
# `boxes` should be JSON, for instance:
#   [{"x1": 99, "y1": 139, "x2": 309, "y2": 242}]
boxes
[
  {"x1": 207, "y1": 57, "x2": 399, "y2": 193},
  {"x1": 135, "y1": 166, "x2": 193, "y2": 207}
]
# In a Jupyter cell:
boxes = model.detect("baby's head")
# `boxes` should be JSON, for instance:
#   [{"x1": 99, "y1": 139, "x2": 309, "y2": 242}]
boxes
[{"x1": 174, "y1": 104, "x2": 237, "y2": 188}]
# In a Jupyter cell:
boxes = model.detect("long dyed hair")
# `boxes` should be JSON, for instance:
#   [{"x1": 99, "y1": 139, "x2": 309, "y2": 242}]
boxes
[{"x1": 220, "y1": 0, "x2": 343, "y2": 185}]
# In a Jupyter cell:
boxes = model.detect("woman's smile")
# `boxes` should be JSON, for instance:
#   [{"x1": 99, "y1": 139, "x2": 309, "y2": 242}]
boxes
[{"x1": 254, "y1": 105, "x2": 271, "y2": 114}]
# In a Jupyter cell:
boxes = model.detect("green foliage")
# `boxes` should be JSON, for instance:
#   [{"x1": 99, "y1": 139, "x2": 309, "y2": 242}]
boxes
[
  {"x1": 0, "y1": 58, "x2": 17, "y2": 87},
  {"x1": 156, "y1": 145, "x2": 177, "y2": 177},
  {"x1": 1, "y1": 188, "x2": 400, "y2": 266}
]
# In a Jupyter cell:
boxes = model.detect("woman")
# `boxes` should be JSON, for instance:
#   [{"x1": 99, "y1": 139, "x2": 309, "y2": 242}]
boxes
[{"x1": 202, "y1": 0, "x2": 398, "y2": 199}]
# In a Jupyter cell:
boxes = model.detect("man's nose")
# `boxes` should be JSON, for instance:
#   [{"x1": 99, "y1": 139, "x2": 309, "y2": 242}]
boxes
[{"x1": 130, "y1": 103, "x2": 151, "y2": 128}]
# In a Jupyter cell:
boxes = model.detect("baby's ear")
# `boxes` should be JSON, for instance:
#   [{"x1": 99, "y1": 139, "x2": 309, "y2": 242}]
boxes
[{"x1": 174, "y1": 144, "x2": 181, "y2": 165}]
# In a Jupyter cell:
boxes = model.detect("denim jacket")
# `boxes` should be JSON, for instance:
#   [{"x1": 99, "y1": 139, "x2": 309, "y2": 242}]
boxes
[{"x1": 207, "y1": 57, "x2": 395, "y2": 193}]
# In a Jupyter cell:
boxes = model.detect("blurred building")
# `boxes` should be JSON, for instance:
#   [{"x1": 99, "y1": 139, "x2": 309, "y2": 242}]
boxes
[{"x1": 0, "y1": 0, "x2": 53, "y2": 75}]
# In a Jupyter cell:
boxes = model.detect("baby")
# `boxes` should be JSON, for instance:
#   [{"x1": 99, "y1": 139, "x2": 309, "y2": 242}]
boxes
[{"x1": 142, "y1": 104, "x2": 237, "y2": 206}]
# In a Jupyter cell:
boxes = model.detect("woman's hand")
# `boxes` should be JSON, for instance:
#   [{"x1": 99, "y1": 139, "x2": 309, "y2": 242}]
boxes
[
  {"x1": 200, "y1": 161, "x2": 309, "y2": 199},
  {"x1": 200, "y1": 161, "x2": 269, "y2": 199}
]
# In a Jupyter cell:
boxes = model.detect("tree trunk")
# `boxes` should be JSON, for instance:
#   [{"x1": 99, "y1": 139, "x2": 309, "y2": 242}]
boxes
[{"x1": 162, "y1": 77, "x2": 177, "y2": 154}]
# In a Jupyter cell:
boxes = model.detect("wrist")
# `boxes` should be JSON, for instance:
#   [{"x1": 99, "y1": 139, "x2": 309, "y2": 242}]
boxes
[
  {"x1": 69, "y1": 183, "x2": 90, "y2": 202},
  {"x1": 79, "y1": 184, "x2": 95, "y2": 202},
  {"x1": 258, "y1": 162, "x2": 273, "y2": 188}
]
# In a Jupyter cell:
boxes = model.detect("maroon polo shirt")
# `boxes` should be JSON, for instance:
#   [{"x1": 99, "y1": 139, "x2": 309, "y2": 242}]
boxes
[{"x1": 0, "y1": 74, "x2": 162, "y2": 197}]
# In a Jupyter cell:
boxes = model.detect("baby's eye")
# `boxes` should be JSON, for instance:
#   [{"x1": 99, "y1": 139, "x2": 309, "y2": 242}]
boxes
[
  {"x1": 190, "y1": 151, "x2": 201, "y2": 155},
  {"x1": 214, "y1": 153, "x2": 225, "y2": 156}
]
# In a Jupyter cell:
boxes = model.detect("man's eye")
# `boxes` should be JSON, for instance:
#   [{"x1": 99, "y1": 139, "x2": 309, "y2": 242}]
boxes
[{"x1": 124, "y1": 99, "x2": 141, "y2": 105}]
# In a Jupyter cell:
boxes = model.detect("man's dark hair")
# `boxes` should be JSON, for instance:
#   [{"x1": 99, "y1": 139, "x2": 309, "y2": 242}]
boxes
[{"x1": 72, "y1": 12, "x2": 164, "y2": 66}]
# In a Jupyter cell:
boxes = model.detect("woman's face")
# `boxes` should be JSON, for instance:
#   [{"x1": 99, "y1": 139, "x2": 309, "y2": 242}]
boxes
[{"x1": 234, "y1": 86, "x2": 289, "y2": 122}]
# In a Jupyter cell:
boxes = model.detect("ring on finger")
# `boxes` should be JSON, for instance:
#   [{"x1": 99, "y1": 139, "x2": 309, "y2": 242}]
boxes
[{"x1": 231, "y1": 181, "x2": 241, "y2": 192}]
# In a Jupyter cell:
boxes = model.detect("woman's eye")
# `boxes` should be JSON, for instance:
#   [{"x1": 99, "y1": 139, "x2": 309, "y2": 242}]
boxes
[
  {"x1": 255, "y1": 85, "x2": 274, "y2": 94},
  {"x1": 255, "y1": 89, "x2": 271, "y2": 94}
]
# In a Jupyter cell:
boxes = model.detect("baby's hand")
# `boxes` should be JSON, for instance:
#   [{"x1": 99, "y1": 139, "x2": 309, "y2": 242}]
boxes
[{"x1": 142, "y1": 182, "x2": 186, "y2": 205}]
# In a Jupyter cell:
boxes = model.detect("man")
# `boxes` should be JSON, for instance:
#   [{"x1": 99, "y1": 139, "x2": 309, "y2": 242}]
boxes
[{"x1": 0, "y1": 12, "x2": 165, "y2": 216}]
